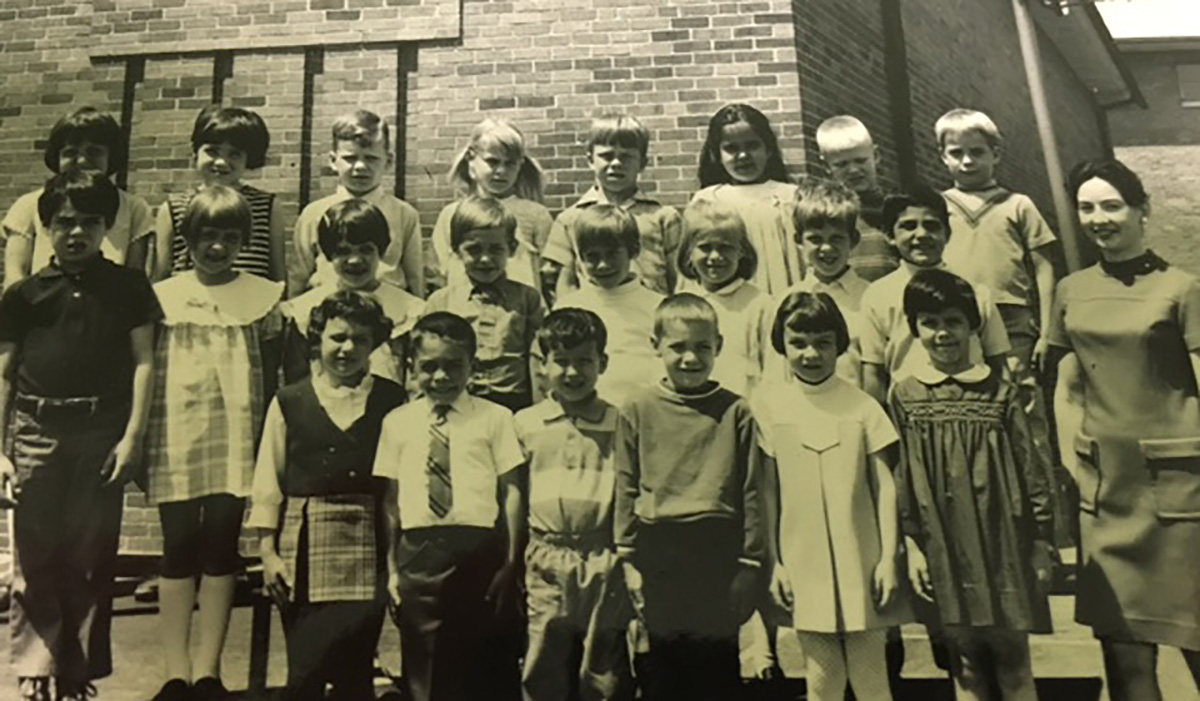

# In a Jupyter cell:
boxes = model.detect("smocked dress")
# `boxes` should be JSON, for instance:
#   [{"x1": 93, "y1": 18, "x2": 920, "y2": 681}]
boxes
[
  {"x1": 889, "y1": 365, "x2": 1053, "y2": 633},
  {"x1": 1047, "y1": 262, "x2": 1200, "y2": 649},
  {"x1": 692, "y1": 181, "x2": 801, "y2": 295},
  {"x1": 145, "y1": 271, "x2": 284, "y2": 504}
]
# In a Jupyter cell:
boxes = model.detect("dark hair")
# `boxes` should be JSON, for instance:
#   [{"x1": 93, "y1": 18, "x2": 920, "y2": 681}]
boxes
[
  {"x1": 676, "y1": 200, "x2": 757, "y2": 283},
  {"x1": 697, "y1": 104, "x2": 791, "y2": 187},
  {"x1": 179, "y1": 185, "x2": 252, "y2": 250},
  {"x1": 449, "y1": 196, "x2": 518, "y2": 252},
  {"x1": 37, "y1": 169, "x2": 120, "y2": 228},
  {"x1": 771, "y1": 291, "x2": 850, "y2": 356},
  {"x1": 902, "y1": 268, "x2": 982, "y2": 335},
  {"x1": 191, "y1": 105, "x2": 271, "y2": 169},
  {"x1": 653, "y1": 292, "x2": 720, "y2": 340},
  {"x1": 307, "y1": 289, "x2": 394, "y2": 355},
  {"x1": 575, "y1": 204, "x2": 641, "y2": 257},
  {"x1": 1067, "y1": 158, "x2": 1148, "y2": 210},
  {"x1": 537, "y1": 307, "x2": 608, "y2": 357},
  {"x1": 45, "y1": 107, "x2": 127, "y2": 175},
  {"x1": 317, "y1": 199, "x2": 390, "y2": 261},
  {"x1": 881, "y1": 183, "x2": 951, "y2": 241},
  {"x1": 587, "y1": 114, "x2": 651, "y2": 161},
  {"x1": 331, "y1": 109, "x2": 390, "y2": 151},
  {"x1": 411, "y1": 311, "x2": 477, "y2": 360},
  {"x1": 794, "y1": 178, "x2": 860, "y2": 247}
]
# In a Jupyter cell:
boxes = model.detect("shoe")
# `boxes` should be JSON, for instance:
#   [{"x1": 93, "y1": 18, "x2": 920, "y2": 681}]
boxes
[
  {"x1": 151, "y1": 679, "x2": 190, "y2": 701},
  {"x1": 190, "y1": 677, "x2": 229, "y2": 700},
  {"x1": 18, "y1": 677, "x2": 51, "y2": 701},
  {"x1": 55, "y1": 682, "x2": 97, "y2": 700}
]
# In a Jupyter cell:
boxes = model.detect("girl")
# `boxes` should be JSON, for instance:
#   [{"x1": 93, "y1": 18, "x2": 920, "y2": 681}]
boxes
[
  {"x1": 251, "y1": 291, "x2": 406, "y2": 701},
  {"x1": 675, "y1": 199, "x2": 769, "y2": 397},
  {"x1": 757, "y1": 291, "x2": 908, "y2": 701},
  {"x1": 3, "y1": 107, "x2": 154, "y2": 289},
  {"x1": 154, "y1": 104, "x2": 285, "y2": 283},
  {"x1": 432, "y1": 118, "x2": 552, "y2": 296},
  {"x1": 891, "y1": 269, "x2": 1054, "y2": 701},
  {"x1": 693, "y1": 103, "x2": 800, "y2": 295},
  {"x1": 145, "y1": 186, "x2": 285, "y2": 701}
]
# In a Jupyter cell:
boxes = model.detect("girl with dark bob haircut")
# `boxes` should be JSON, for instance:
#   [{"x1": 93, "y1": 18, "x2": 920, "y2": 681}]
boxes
[
  {"x1": 771, "y1": 290, "x2": 850, "y2": 356},
  {"x1": 902, "y1": 268, "x2": 982, "y2": 336}
]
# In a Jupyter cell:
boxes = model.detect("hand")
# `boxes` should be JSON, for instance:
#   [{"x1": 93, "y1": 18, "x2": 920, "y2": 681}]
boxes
[
  {"x1": 872, "y1": 557, "x2": 898, "y2": 610},
  {"x1": 768, "y1": 564, "x2": 793, "y2": 612},
  {"x1": 906, "y1": 539, "x2": 935, "y2": 604},
  {"x1": 386, "y1": 571, "x2": 402, "y2": 620},
  {"x1": 1030, "y1": 539, "x2": 1056, "y2": 597},
  {"x1": 0, "y1": 454, "x2": 17, "y2": 509},
  {"x1": 622, "y1": 559, "x2": 645, "y2": 615},
  {"x1": 485, "y1": 560, "x2": 518, "y2": 617},
  {"x1": 1032, "y1": 336, "x2": 1049, "y2": 377},
  {"x1": 101, "y1": 435, "x2": 140, "y2": 486},
  {"x1": 730, "y1": 565, "x2": 759, "y2": 625},
  {"x1": 261, "y1": 550, "x2": 292, "y2": 609}
]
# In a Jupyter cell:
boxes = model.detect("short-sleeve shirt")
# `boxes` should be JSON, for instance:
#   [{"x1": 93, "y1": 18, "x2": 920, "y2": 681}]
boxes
[
  {"x1": 3, "y1": 187, "x2": 154, "y2": 272},
  {"x1": 515, "y1": 398, "x2": 619, "y2": 536},
  {"x1": 0, "y1": 256, "x2": 162, "y2": 398},
  {"x1": 372, "y1": 394, "x2": 524, "y2": 530},
  {"x1": 942, "y1": 187, "x2": 1057, "y2": 308},
  {"x1": 848, "y1": 190, "x2": 900, "y2": 283},
  {"x1": 542, "y1": 187, "x2": 681, "y2": 296},
  {"x1": 859, "y1": 261, "x2": 1010, "y2": 381}
]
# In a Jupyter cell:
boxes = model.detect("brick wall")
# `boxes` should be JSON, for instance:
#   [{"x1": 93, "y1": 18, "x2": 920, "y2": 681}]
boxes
[{"x1": 1109, "y1": 52, "x2": 1200, "y2": 275}]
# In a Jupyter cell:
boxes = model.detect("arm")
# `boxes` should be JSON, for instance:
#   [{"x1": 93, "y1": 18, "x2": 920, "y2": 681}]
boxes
[
  {"x1": 152, "y1": 203, "x2": 175, "y2": 282},
  {"x1": 105, "y1": 323, "x2": 154, "y2": 485},
  {"x1": 0, "y1": 342, "x2": 15, "y2": 501},
  {"x1": 1030, "y1": 248, "x2": 1055, "y2": 373},
  {"x1": 613, "y1": 409, "x2": 640, "y2": 558},
  {"x1": 661, "y1": 208, "x2": 682, "y2": 294},
  {"x1": 401, "y1": 212, "x2": 425, "y2": 298},
  {"x1": 3, "y1": 229, "x2": 32, "y2": 291},
  {"x1": 431, "y1": 205, "x2": 455, "y2": 291},
  {"x1": 1053, "y1": 349, "x2": 1085, "y2": 483},
  {"x1": 268, "y1": 197, "x2": 287, "y2": 284},
  {"x1": 486, "y1": 467, "x2": 526, "y2": 615},
  {"x1": 249, "y1": 399, "x2": 291, "y2": 606},
  {"x1": 869, "y1": 449, "x2": 899, "y2": 610},
  {"x1": 863, "y1": 362, "x2": 889, "y2": 406},
  {"x1": 125, "y1": 236, "x2": 151, "y2": 279},
  {"x1": 384, "y1": 477, "x2": 402, "y2": 609},
  {"x1": 287, "y1": 213, "x2": 318, "y2": 299}
]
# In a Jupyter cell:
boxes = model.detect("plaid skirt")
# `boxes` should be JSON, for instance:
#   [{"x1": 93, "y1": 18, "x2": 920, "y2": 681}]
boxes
[{"x1": 279, "y1": 493, "x2": 382, "y2": 603}]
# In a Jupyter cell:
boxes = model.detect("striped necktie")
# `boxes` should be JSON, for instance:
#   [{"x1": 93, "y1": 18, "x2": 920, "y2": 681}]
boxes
[{"x1": 427, "y1": 404, "x2": 452, "y2": 518}]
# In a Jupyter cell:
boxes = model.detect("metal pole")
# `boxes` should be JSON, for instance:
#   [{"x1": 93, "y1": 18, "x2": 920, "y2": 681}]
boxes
[{"x1": 1012, "y1": 0, "x2": 1084, "y2": 272}]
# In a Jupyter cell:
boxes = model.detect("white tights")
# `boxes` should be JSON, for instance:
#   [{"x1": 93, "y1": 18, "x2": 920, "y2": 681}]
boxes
[{"x1": 797, "y1": 630, "x2": 893, "y2": 701}]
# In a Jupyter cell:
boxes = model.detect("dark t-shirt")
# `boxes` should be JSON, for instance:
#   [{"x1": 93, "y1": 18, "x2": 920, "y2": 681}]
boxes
[{"x1": 0, "y1": 256, "x2": 162, "y2": 398}]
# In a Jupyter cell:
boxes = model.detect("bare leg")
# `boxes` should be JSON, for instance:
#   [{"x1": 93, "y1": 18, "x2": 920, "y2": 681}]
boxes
[
  {"x1": 797, "y1": 631, "x2": 849, "y2": 701},
  {"x1": 158, "y1": 577, "x2": 197, "y2": 683},
  {"x1": 843, "y1": 630, "x2": 892, "y2": 701},
  {"x1": 192, "y1": 574, "x2": 236, "y2": 680}
]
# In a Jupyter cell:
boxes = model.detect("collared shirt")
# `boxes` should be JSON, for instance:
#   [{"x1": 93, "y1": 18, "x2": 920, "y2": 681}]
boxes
[
  {"x1": 0, "y1": 255, "x2": 162, "y2": 398},
  {"x1": 431, "y1": 196, "x2": 552, "y2": 293},
  {"x1": 910, "y1": 363, "x2": 992, "y2": 386},
  {"x1": 289, "y1": 185, "x2": 424, "y2": 298},
  {"x1": 769, "y1": 269, "x2": 872, "y2": 388},
  {"x1": 515, "y1": 397, "x2": 619, "y2": 536},
  {"x1": 372, "y1": 394, "x2": 525, "y2": 530},
  {"x1": 542, "y1": 186, "x2": 681, "y2": 296},
  {"x1": 860, "y1": 261, "x2": 1010, "y2": 382},
  {"x1": 423, "y1": 277, "x2": 545, "y2": 399}
]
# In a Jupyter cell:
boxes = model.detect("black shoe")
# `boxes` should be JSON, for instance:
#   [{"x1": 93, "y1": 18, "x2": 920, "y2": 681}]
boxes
[
  {"x1": 190, "y1": 678, "x2": 229, "y2": 700},
  {"x1": 151, "y1": 680, "x2": 190, "y2": 701}
]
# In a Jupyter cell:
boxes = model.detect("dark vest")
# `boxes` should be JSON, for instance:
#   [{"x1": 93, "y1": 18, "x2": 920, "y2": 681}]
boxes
[{"x1": 277, "y1": 377, "x2": 406, "y2": 497}]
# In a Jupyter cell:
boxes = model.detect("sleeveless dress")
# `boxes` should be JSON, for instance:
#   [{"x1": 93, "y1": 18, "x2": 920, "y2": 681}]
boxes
[{"x1": 168, "y1": 183, "x2": 276, "y2": 280}]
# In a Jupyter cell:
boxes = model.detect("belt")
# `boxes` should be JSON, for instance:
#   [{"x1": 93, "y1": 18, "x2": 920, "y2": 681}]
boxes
[{"x1": 13, "y1": 393, "x2": 122, "y2": 421}]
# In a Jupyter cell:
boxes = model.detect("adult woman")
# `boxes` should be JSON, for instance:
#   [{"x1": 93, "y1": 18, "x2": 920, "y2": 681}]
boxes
[{"x1": 1050, "y1": 158, "x2": 1200, "y2": 699}]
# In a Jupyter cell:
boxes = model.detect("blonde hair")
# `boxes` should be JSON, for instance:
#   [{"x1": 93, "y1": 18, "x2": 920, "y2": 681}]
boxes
[
  {"x1": 815, "y1": 115, "x2": 874, "y2": 154},
  {"x1": 676, "y1": 200, "x2": 757, "y2": 283},
  {"x1": 448, "y1": 118, "x2": 544, "y2": 202},
  {"x1": 934, "y1": 108, "x2": 1002, "y2": 149}
]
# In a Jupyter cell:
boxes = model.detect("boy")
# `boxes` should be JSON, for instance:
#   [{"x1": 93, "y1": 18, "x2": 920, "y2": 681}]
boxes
[
  {"x1": 859, "y1": 184, "x2": 1011, "y2": 405},
  {"x1": 0, "y1": 170, "x2": 160, "y2": 701},
  {"x1": 815, "y1": 115, "x2": 899, "y2": 282},
  {"x1": 541, "y1": 114, "x2": 682, "y2": 298},
  {"x1": 424, "y1": 196, "x2": 545, "y2": 413},
  {"x1": 615, "y1": 293, "x2": 764, "y2": 701},
  {"x1": 374, "y1": 312, "x2": 524, "y2": 701},
  {"x1": 282, "y1": 199, "x2": 425, "y2": 386},
  {"x1": 516, "y1": 308, "x2": 631, "y2": 701},
  {"x1": 289, "y1": 109, "x2": 424, "y2": 299},
  {"x1": 553, "y1": 205, "x2": 665, "y2": 409}
]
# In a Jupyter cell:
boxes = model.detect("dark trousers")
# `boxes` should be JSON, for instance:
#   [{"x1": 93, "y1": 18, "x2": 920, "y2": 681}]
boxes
[
  {"x1": 634, "y1": 520, "x2": 742, "y2": 701},
  {"x1": 394, "y1": 526, "x2": 522, "y2": 701},
  {"x1": 7, "y1": 398, "x2": 126, "y2": 687},
  {"x1": 281, "y1": 598, "x2": 385, "y2": 700}
]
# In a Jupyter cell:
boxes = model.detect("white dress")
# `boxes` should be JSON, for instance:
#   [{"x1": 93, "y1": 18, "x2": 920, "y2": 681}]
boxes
[{"x1": 692, "y1": 181, "x2": 801, "y2": 295}]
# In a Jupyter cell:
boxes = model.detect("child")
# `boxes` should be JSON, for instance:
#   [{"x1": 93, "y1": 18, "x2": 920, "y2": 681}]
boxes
[
  {"x1": 282, "y1": 199, "x2": 424, "y2": 386},
  {"x1": 615, "y1": 293, "x2": 764, "y2": 701},
  {"x1": 3, "y1": 107, "x2": 154, "y2": 290},
  {"x1": 890, "y1": 268, "x2": 1054, "y2": 700},
  {"x1": 693, "y1": 103, "x2": 800, "y2": 295},
  {"x1": 154, "y1": 105, "x2": 285, "y2": 282},
  {"x1": 433, "y1": 118, "x2": 552, "y2": 297},
  {"x1": 290, "y1": 109, "x2": 424, "y2": 299},
  {"x1": 859, "y1": 184, "x2": 1011, "y2": 405},
  {"x1": 374, "y1": 312, "x2": 525, "y2": 701},
  {"x1": 541, "y1": 114, "x2": 682, "y2": 299},
  {"x1": 0, "y1": 170, "x2": 159, "y2": 701},
  {"x1": 424, "y1": 196, "x2": 545, "y2": 412},
  {"x1": 675, "y1": 200, "x2": 770, "y2": 398},
  {"x1": 815, "y1": 115, "x2": 899, "y2": 282},
  {"x1": 553, "y1": 204, "x2": 665, "y2": 409},
  {"x1": 516, "y1": 308, "x2": 632, "y2": 701},
  {"x1": 757, "y1": 291, "x2": 908, "y2": 701},
  {"x1": 250, "y1": 291, "x2": 406, "y2": 700},
  {"x1": 144, "y1": 185, "x2": 284, "y2": 701}
]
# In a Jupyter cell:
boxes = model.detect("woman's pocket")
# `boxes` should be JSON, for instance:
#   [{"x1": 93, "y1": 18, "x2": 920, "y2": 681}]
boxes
[
  {"x1": 1073, "y1": 434, "x2": 1101, "y2": 514},
  {"x1": 1140, "y1": 436, "x2": 1200, "y2": 519}
]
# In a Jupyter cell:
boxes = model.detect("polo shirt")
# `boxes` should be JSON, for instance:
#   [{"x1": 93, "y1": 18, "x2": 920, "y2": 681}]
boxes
[
  {"x1": 542, "y1": 186, "x2": 681, "y2": 296},
  {"x1": 515, "y1": 397, "x2": 619, "y2": 536},
  {"x1": 0, "y1": 256, "x2": 161, "y2": 398},
  {"x1": 372, "y1": 394, "x2": 524, "y2": 530}
]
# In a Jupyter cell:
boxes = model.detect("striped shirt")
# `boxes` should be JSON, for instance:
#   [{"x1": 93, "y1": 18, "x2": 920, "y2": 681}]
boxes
[{"x1": 168, "y1": 184, "x2": 276, "y2": 280}]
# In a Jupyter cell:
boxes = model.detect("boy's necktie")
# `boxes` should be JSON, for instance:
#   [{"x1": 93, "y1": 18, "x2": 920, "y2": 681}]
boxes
[{"x1": 427, "y1": 404, "x2": 453, "y2": 518}]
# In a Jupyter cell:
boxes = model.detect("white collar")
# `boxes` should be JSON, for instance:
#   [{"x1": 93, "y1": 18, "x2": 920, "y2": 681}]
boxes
[
  {"x1": 707, "y1": 278, "x2": 746, "y2": 297},
  {"x1": 912, "y1": 363, "x2": 991, "y2": 386},
  {"x1": 313, "y1": 369, "x2": 375, "y2": 399}
]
